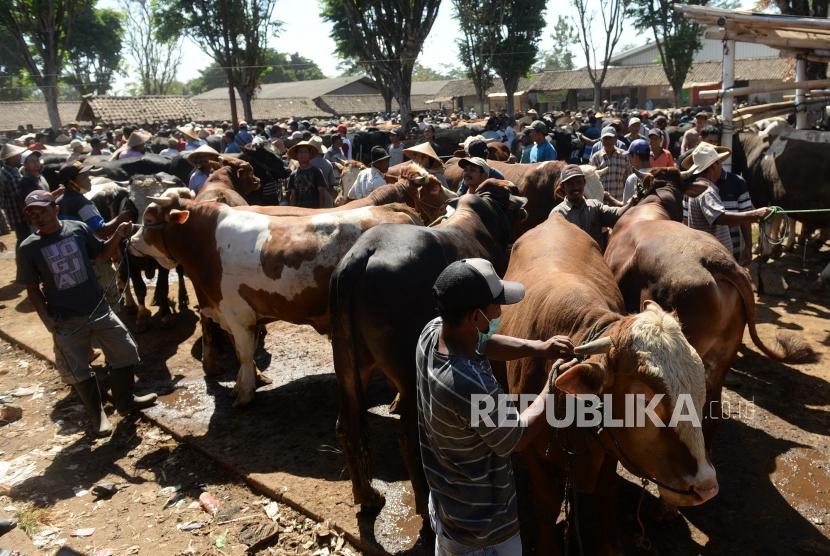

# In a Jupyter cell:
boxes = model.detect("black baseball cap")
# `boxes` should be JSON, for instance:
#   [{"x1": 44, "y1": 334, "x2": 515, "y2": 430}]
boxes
[
  {"x1": 433, "y1": 258, "x2": 525, "y2": 313},
  {"x1": 467, "y1": 139, "x2": 488, "y2": 158},
  {"x1": 57, "y1": 160, "x2": 91, "y2": 184}
]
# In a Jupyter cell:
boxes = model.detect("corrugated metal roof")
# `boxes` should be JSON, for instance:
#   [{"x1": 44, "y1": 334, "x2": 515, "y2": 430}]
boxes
[
  {"x1": 191, "y1": 75, "x2": 378, "y2": 100},
  {"x1": 192, "y1": 97, "x2": 332, "y2": 121},
  {"x1": 0, "y1": 101, "x2": 85, "y2": 133},
  {"x1": 76, "y1": 95, "x2": 203, "y2": 126},
  {"x1": 316, "y1": 94, "x2": 432, "y2": 115},
  {"x1": 411, "y1": 80, "x2": 452, "y2": 95}
]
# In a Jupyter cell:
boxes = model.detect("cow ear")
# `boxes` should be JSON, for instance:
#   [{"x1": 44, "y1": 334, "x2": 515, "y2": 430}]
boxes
[
  {"x1": 168, "y1": 209, "x2": 189, "y2": 224},
  {"x1": 555, "y1": 362, "x2": 604, "y2": 395},
  {"x1": 641, "y1": 299, "x2": 665, "y2": 313}
]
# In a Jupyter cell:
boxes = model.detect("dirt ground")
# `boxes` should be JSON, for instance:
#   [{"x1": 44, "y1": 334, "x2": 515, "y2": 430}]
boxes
[{"x1": 1, "y1": 231, "x2": 829, "y2": 555}]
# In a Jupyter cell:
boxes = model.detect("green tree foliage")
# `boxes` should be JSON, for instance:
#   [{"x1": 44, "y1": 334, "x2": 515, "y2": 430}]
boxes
[
  {"x1": 187, "y1": 50, "x2": 325, "y2": 95},
  {"x1": 122, "y1": 0, "x2": 182, "y2": 96},
  {"x1": 156, "y1": 0, "x2": 280, "y2": 123},
  {"x1": 573, "y1": 0, "x2": 629, "y2": 108},
  {"x1": 321, "y1": 0, "x2": 441, "y2": 120},
  {"x1": 453, "y1": 0, "x2": 499, "y2": 114},
  {"x1": 489, "y1": 0, "x2": 547, "y2": 115},
  {"x1": 0, "y1": 0, "x2": 92, "y2": 128},
  {"x1": 64, "y1": 6, "x2": 125, "y2": 96},
  {"x1": 533, "y1": 16, "x2": 579, "y2": 72},
  {"x1": 411, "y1": 62, "x2": 459, "y2": 82}
]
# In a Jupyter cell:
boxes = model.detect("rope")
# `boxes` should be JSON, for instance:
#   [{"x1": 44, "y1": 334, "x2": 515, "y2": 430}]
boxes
[{"x1": 759, "y1": 205, "x2": 830, "y2": 247}]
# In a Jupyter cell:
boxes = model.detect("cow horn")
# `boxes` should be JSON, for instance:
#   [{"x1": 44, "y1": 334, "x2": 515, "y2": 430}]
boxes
[
  {"x1": 596, "y1": 166, "x2": 609, "y2": 177},
  {"x1": 679, "y1": 169, "x2": 696, "y2": 180},
  {"x1": 574, "y1": 336, "x2": 613, "y2": 355},
  {"x1": 147, "y1": 195, "x2": 175, "y2": 208}
]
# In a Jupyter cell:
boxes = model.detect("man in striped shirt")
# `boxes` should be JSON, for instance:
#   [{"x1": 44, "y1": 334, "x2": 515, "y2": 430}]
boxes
[{"x1": 416, "y1": 258, "x2": 573, "y2": 555}]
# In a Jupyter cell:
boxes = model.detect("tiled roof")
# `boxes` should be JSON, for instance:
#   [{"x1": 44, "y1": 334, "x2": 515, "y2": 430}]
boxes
[
  {"x1": 191, "y1": 75, "x2": 379, "y2": 100},
  {"x1": 192, "y1": 97, "x2": 333, "y2": 122},
  {"x1": 317, "y1": 94, "x2": 432, "y2": 116},
  {"x1": 411, "y1": 80, "x2": 452, "y2": 95},
  {"x1": 76, "y1": 95, "x2": 203, "y2": 126},
  {"x1": 0, "y1": 101, "x2": 84, "y2": 133}
]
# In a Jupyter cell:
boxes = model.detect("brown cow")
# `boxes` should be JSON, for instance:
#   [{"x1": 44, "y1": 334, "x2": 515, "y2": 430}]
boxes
[
  {"x1": 604, "y1": 168, "x2": 813, "y2": 441},
  {"x1": 195, "y1": 157, "x2": 261, "y2": 206},
  {"x1": 500, "y1": 212, "x2": 717, "y2": 554},
  {"x1": 130, "y1": 190, "x2": 422, "y2": 405}
]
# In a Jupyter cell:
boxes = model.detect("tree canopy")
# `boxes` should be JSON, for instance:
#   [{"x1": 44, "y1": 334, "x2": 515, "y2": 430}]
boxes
[
  {"x1": 187, "y1": 50, "x2": 325, "y2": 95},
  {"x1": 573, "y1": 0, "x2": 629, "y2": 108},
  {"x1": 64, "y1": 6, "x2": 125, "y2": 95},
  {"x1": 533, "y1": 16, "x2": 579, "y2": 72},
  {"x1": 453, "y1": 0, "x2": 498, "y2": 114},
  {"x1": 123, "y1": 0, "x2": 182, "y2": 96}
]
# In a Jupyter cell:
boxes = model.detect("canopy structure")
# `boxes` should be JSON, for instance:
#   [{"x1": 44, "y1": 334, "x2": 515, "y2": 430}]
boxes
[{"x1": 675, "y1": 4, "x2": 830, "y2": 167}]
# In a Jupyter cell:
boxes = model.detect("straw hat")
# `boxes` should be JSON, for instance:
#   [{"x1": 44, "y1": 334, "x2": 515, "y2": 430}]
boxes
[
  {"x1": 127, "y1": 130, "x2": 152, "y2": 149},
  {"x1": 186, "y1": 144, "x2": 219, "y2": 163},
  {"x1": 682, "y1": 142, "x2": 731, "y2": 174},
  {"x1": 308, "y1": 135, "x2": 327, "y2": 155},
  {"x1": 403, "y1": 142, "x2": 443, "y2": 169},
  {"x1": 0, "y1": 142, "x2": 26, "y2": 160},
  {"x1": 177, "y1": 126, "x2": 199, "y2": 141},
  {"x1": 287, "y1": 140, "x2": 320, "y2": 160}
]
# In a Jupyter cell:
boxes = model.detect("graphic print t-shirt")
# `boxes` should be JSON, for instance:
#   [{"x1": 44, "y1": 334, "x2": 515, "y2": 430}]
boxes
[{"x1": 16, "y1": 220, "x2": 104, "y2": 318}]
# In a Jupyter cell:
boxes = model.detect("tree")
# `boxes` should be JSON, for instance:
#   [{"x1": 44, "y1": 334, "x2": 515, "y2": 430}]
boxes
[
  {"x1": 64, "y1": 6, "x2": 125, "y2": 95},
  {"x1": 156, "y1": 0, "x2": 279, "y2": 124},
  {"x1": 412, "y1": 62, "x2": 449, "y2": 82},
  {"x1": 0, "y1": 0, "x2": 90, "y2": 129},
  {"x1": 321, "y1": 0, "x2": 441, "y2": 121},
  {"x1": 187, "y1": 50, "x2": 325, "y2": 95},
  {"x1": 490, "y1": 0, "x2": 548, "y2": 115},
  {"x1": 573, "y1": 0, "x2": 629, "y2": 108},
  {"x1": 123, "y1": 0, "x2": 182, "y2": 96},
  {"x1": 534, "y1": 15, "x2": 579, "y2": 72},
  {"x1": 453, "y1": 0, "x2": 499, "y2": 115}
]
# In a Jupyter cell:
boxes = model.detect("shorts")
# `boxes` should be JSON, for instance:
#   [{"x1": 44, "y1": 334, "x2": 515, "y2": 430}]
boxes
[
  {"x1": 428, "y1": 493, "x2": 522, "y2": 556},
  {"x1": 52, "y1": 308, "x2": 139, "y2": 385}
]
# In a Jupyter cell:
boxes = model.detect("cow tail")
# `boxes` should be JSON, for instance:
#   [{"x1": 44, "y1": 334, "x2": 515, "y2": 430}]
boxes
[{"x1": 723, "y1": 269, "x2": 815, "y2": 363}]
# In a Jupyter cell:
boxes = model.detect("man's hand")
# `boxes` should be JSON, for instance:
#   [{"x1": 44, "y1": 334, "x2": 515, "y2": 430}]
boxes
[
  {"x1": 114, "y1": 220, "x2": 133, "y2": 241},
  {"x1": 751, "y1": 207, "x2": 772, "y2": 222},
  {"x1": 541, "y1": 335, "x2": 574, "y2": 359}
]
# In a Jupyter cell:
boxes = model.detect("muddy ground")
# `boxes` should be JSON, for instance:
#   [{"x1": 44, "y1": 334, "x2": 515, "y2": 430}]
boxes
[{"x1": 0, "y1": 232, "x2": 829, "y2": 555}]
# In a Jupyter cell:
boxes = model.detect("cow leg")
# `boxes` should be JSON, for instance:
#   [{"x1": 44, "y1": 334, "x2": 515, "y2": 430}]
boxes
[
  {"x1": 176, "y1": 265, "x2": 189, "y2": 308},
  {"x1": 225, "y1": 320, "x2": 257, "y2": 406},
  {"x1": 395, "y1": 388, "x2": 430, "y2": 518},
  {"x1": 783, "y1": 218, "x2": 797, "y2": 253},
  {"x1": 129, "y1": 262, "x2": 151, "y2": 332},
  {"x1": 200, "y1": 314, "x2": 224, "y2": 377},
  {"x1": 522, "y1": 451, "x2": 565, "y2": 555},
  {"x1": 594, "y1": 457, "x2": 623, "y2": 556},
  {"x1": 153, "y1": 266, "x2": 175, "y2": 327}
]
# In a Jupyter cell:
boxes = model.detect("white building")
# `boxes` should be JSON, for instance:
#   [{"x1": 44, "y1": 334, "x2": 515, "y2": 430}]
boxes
[{"x1": 610, "y1": 30, "x2": 779, "y2": 66}]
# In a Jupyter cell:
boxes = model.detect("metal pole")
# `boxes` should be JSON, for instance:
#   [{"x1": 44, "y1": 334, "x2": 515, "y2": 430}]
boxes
[
  {"x1": 721, "y1": 39, "x2": 736, "y2": 171},
  {"x1": 796, "y1": 56, "x2": 808, "y2": 129}
]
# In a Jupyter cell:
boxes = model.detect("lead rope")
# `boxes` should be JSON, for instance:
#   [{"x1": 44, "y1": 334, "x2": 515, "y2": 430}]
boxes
[{"x1": 635, "y1": 479, "x2": 653, "y2": 551}]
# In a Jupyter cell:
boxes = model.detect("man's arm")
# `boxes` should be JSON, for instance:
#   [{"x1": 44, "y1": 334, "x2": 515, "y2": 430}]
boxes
[
  {"x1": 485, "y1": 334, "x2": 573, "y2": 361},
  {"x1": 96, "y1": 221, "x2": 132, "y2": 262},
  {"x1": 514, "y1": 358, "x2": 578, "y2": 451},
  {"x1": 96, "y1": 212, "x2": 131, "y2": 239},
  {"x1": 26, "y1": 285, "x2": 54, "y2": 332},
  {"x1": 714, "y1": 207, "x2": 769, "y2": 226}
]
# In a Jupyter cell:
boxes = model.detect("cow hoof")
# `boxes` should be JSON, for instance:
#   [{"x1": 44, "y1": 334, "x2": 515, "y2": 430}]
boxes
[{"x1": 255, "y1": 371, "x2": 273, "y2": 388}]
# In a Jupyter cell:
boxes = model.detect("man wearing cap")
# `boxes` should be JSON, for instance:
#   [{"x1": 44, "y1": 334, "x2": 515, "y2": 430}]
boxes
[
  {"x1": 464, "y1": 139, "x2": 506, "y2": 180},
  {"x1": 589, "y1": 123, "x2": 626, "y2": 157},
  {"x1": 456, "y1": 157, "x2": 493, "y2": 195},
  {"x1": 623, "y1": 139, "x2": 651, "y2": 203},
  {"x1": 624, "y1": 117, "x2": 647, "y2": 144},
  {"x1": 590, "y1": 127, "x2": 630, "y2": 205},
  {"x1": 387, "y1": 129, "x2": 405, "y2": 166},
  {"x1": 287, "y1": 140, "x2": 328, "y2": 208},
  {"x1": 336, "y1": 124, "x2": 351, "y2": 160},
  {"x1": 681, "y1": 112, "x2": 711, "y2": 153},
  {"x1": 89, "y1": 136, "x2": 111, "y2": 157},
  {"x1": 648, "y1": 127, "x2": 674, "y2": 168},
  {"x1": 350, "y1": 146, "x2": 389, "y2": 200},
  {"x1": 526, "y1": 120, "x2": 557, "y2": 163},
  {"x1": 417, "y1": 258, "x2": 573, "y2": 555},
  {"x1": 685, "y1": 143, "x2": 767, "y2": 263},
  {"x1": 0, "y1": 143, "x2": 28, "y2": 247},
  {"x1": 16, "y1": 190, "x2": 157, "y2": 437},
  {"x1": 186, "y1": 145, "x2": 220, "y2": 193},
  {"x1": 56, "y1": 161, "x2": 131, "y2": 239},
  {"x1": 18, "y1": 149, "x2": 49, "y2": 201},
  {"x1": 308, "y1": 136, "x2": 336, "y2": 191},
  {"x1": 551, "y1": 164, "x2": 637, "y2": 249},
  {"x1": 159, "y1": 137, "x2": 180, "y2": 158},
  {"x1": 685, "y1": 142, "x2": 767, "y2": 255}
]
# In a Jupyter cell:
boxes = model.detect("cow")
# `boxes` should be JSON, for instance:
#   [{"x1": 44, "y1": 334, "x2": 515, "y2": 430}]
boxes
[
  {"x1": 87, "y1": 153, "x2": 193, "y2": 184},
  {"x1": 236, "y1": 142, "x2": 291, "y2": 206},
  {"x1": 129, "y1": 190, "x2": 422, "y2": 404},
  {"x1": 333, "y1": 160, "x2": 368, "y2": 205},
  {"x1": 604, "y1": 168, "x2": 813, "y2": 441},
  {"x1": 195, "y1": 157, "x2": 261, "y2": 207},
  {"x1": 499, "y1": 213, "x2": 717, "y2": 554},
  {"x1": 329, "y1": 180, "x2": 528, "y2": 521},
  {"x1": 350, "y1": 129, "x2": 390, "y2": 165}
]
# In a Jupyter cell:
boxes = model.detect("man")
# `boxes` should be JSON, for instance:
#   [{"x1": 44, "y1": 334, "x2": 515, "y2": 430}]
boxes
[
  {"x1": 67, "y1": 139, "x2": 86, "y2": 162},
  {"x1": 551, "y1": 164, "x2": 636, "y2": 249},
  {"x1": 456, "y1": 157, "x2": 492, "y2": 195},
  {"x1": 417, "y1": 258, "x2": 573, "y2": 555},
  {"x1": 287, "y1": 140, "x2": 328, "y2": 208},
  {"x1": 159, "y1": 137, "x2": 180, "y2": 158},
  {"x1": 681, "y1": 111, "x2": 711, "y2": 153},
  {"x1": 88, "y1": 136, "x2": 111, "y2": 157},
  {"x1": 590, "y1": 127, "x2": 630, "y2": 205},
  {"x1": 519, "y1": 130, "x2": 534, "y2": 164},
  {"x1": 589, "y1": 123, "x2": 626, "y2": 157},
  {"x1": 624, "y1": 117, "x2": 646, "y2": 143},
  {"x1": 465, "y1": 139, "x2": 506, "y2": 180},
  {"x1": 236, "y1": 122, "x2": 254, "y2": 146},
  {"x1": 526, "y1": 120, "x2": 557, "y2": 162},
  {"x1": 186, "y1": 145, "x2": 220, "y2": 193},
  {"x1": 684, "y1": 143, "x2": 762, "y2": 264},
  {"x1": 222, "y1": 130, "x2": 241, "y2": 154},
  {"x1": 56, "y1": 161, "x2": 130, "y2": 238},
  {"x1": 652, "y1": 114, "x2": 670, "y2": 151},
  {"x1": 387, "y1": 129, "x2": 405, "y2": 166},
  {"x1": 324, "y1": 134, "x2": 346, "y2": 166},
  {"x1": 16, "y1": 190, "x2": 157, "y2": 437},
  {"x1": 336, "y1": 124, "x2": 351, "y2": 159},
  {"x1": 623, "y1": 139, "x2": 651, "y2": 203},
  {"x1": 0, "y1": 143, "x2": 28, "y2": 247},
  {"x1": 308, "y1": 136, "x2": 336, "y2": 192},
  {"x1": 686, "y1": 143, "x2": 770, "y2": 258},
  {"x1": 648, "y1": 128, "x2": 674, "y2": 167},
  {"x1": 350, "y1": 146, "x2": 389, "y2": 200},
  {"x1": 18, "y1": 150, "x2": 49, "y2": 200},
  {"x1": 119, "y1": 130, "x2": 151, "y2": 160}
]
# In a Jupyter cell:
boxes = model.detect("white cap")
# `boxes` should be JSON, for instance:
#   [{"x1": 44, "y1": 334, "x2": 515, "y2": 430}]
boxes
[{"x1": 628, "y1": 117, "x2": 641, "y2": 126}]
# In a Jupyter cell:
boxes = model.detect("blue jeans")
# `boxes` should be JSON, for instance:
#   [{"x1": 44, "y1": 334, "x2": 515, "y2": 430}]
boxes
[{"x1": 428, "y1": 493, "x2": 522, "y2": 556}]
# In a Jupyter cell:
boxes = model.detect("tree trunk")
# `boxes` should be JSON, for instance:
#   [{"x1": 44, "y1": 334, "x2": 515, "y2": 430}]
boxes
[
  {"x1": 593, "y1": 83, "x2": 602, "y2": 109},
  {"x1": 398, "y1": 94, "x2": 412, "y2": 124},
  {"x1": 227, "y1": 83, "x2": 239, "y2": 128},
  {"x1": 396, "y1": 70, "x2": 413, "y2": 122},
  {"x1": 478, "y1": 94, "x2": 486, "y2": 115},
  {"x1": 673, "y1": 88, "x2": 682, "y2": 108},
  {"x1": 238, "y1": 88, "x2": 254, "y2": 123},
  {"x1": 502, "y1": 76, "x2": 519, "y2": 116},
  {"x1": 381, "y1": 87, "x2": 393, "y2": 114},
  {"x1": 42, "y1": 74, "x2": 62, "y2": 130}
]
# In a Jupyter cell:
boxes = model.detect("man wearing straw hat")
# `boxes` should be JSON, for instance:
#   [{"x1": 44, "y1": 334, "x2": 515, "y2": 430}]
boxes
[
  {"x1": 350, "y1": 146, "x2": 390, "y2": 200},
  {"x1": 0, "y1": 142, "x2": 28, "y2": 247},
  {"x1": 685, "y1": 143, "x2": 770, "y2": 258},
  {"x1": 186, "y1": 145, "x2": 220, "y2": 193},
  {"x1": 118, "y1": 130, "x2": 152, "y2": 160},
  {"x1": 178, "y1": 126, "x2": 205, "y2": 151},
  {"x1": 403, "y1": 141, "x2": 449, "y2": 188},
  {"x1": 287, "y1": 140, "x2": 328, "y2": 208}
]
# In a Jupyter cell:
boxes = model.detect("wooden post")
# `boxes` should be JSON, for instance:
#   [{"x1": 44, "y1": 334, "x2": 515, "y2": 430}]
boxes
[
  {"x1": 721, "y1": 39, "x2": 736, "y2": 171},
  {"x1": 796, "y1": 57, "x2": 808, "y2": 130}
]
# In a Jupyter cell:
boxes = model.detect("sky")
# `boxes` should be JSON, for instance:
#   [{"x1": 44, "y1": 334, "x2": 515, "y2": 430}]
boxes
[{"x1": 109, "y1": 0, "x2": 758, "y2": 93}]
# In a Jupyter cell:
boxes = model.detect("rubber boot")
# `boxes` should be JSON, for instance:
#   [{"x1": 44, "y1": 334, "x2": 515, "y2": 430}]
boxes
[
  {"x1": 72, "y1": 377, "x2": 113, "y2": 437},
  {"x1": 110, "y1": 366, "x2": 157, "y2": 415}
]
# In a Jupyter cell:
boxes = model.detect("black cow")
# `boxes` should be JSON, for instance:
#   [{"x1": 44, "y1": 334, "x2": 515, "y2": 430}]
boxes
[
  {"x1": 88, "y1": 153, "x2": 192, "y2": 184},
  {"x1": 329, "y1": 180, "x2": 528, "y2": 525},
  {"x1": 237, "y1": 142, "x2": 291, "y2": 205},
  {"x1": 350, "y1": 129, "x2": 390, "y2": 165}
]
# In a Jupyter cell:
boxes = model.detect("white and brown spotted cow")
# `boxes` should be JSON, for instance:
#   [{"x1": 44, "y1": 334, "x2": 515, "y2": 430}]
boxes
[{"x1": 130, "y1": 190, "x2": 422, "y2": 405}]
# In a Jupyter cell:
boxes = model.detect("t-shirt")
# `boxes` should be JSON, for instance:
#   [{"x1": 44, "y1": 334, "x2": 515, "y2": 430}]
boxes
[
  {"x1": 683, "y1": 171, "x2": 752, "y2": 259},
  {"x1": 686, "y1": 179, "x2": 734, "y2": 254},
  {"x1": 529, "y1": 140, "x2": 557, "y2": 163},
  {"x1": 551, "y1": 198, "x2": 624, "y2": 247},
  {"x1": 159, "y1": 147, "x2": 180, "y2": 158},
  {"x1": 189, "y1": 169, "x2": 209, "y2": 193},
  {"x1": 310, "y1": 156, "x2": 336, "y2": 188},
  {"x1": 58, "y1": 189, "x2": 105, "y2": 232},
  {"x1": 350, "y1": 167, "x2": 386, "y2": 199},
  {"x1": 288, "y1": 166, "x2": 326, "y2": 208},
  {"x1": 16, "y1": 220, "x2": 104, "y2": 319},
  {"x1": 388, "y1": 143, "x2": 405, "y2": 166},
  {"x1": 416, "y1": 317, "x2": 524, "y2": 548}
]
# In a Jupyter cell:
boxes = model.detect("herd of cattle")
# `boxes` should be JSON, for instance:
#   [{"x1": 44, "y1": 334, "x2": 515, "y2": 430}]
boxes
[{"x1": 37, "y1": 118, "x2": 826, "y2": 552}]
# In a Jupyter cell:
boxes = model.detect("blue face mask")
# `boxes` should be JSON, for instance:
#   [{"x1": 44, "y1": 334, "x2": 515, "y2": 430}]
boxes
[{"x1": 476, "y1": 309, "x2": 500, "y2": 353}]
